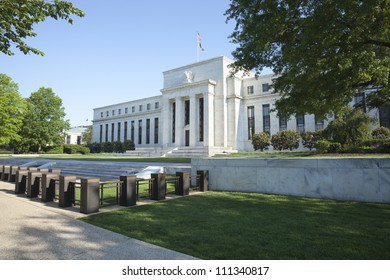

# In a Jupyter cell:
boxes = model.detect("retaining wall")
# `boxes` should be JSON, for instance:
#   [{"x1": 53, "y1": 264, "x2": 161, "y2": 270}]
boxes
[{"x1": 191, "y1": 158, "x2": 390, "y2": 203}]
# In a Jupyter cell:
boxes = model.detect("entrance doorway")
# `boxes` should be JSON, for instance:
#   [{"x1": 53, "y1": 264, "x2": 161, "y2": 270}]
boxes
[{"x1": 185, "y1": 130, "x2": 190, "y2": 146}]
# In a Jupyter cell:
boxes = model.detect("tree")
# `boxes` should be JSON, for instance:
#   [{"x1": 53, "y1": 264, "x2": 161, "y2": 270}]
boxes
[
  {"x1": 0, "y1": 0, "x2": 84, "y2": 56},
  {"x1": 81, "y1": 126, "x2": 92, "y2": 145},
  {"x1": 226, "y1": 0, "x2": 390, "y2": 119},
  {"x1": 17, "y1": 87, "x2": 70, "y2": 152},
  {"x1": 252, "y1": 132, "x2": 270, "y2": 151},
  {"x1": 0, "y1": 74, "x2": 26, "y2": 145},
  {"x1": 323, "y1": 107, "x2": 375, "y2": 146}
]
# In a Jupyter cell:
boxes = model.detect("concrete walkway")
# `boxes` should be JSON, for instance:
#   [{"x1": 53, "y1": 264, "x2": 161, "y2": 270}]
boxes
[{"x1": 0, "y1": 181, "x2": 197, "y2": 260}]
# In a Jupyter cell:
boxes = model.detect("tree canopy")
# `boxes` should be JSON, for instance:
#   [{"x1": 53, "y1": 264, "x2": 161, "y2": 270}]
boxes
[
  {"x1": 17, "y1": 87, "x2": 70, "y2": 152},
  {"x1": 226, "y1": 0, "x2": 390, "y2": 119},
  {"x1": 0, "y1": 74, "x2": 26, "y2": 145},
  {"x1": 0, "y1": 0, "x2": 84, "y2": 56}
]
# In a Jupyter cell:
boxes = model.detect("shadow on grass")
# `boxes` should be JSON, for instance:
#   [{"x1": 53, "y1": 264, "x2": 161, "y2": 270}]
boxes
[{"x1": 80, "y1": 191, "x2": 390, "y2": 260}]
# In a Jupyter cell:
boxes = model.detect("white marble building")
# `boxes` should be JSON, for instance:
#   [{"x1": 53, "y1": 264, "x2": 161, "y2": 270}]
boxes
[{"x1": 92, "y1": 56, "x2": 383, "y2": 156}]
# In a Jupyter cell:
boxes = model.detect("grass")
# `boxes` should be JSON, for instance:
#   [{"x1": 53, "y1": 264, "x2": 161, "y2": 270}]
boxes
[{"x1": 80, "y1": 191, "x2": 390, "y2": 259}]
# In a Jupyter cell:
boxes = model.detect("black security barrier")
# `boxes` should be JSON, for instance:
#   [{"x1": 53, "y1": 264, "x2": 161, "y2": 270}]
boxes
[
  {"x1": 2, "y1": 165, "x2": 10, "y2": 181},
  {"x1": 197, "y1": 170, "x2": 209, "y2": 192},
  {"x1": 41, "y1": 173, "x2": 59, "y2": 202},
  {"x1": 26, "y1": 171, "x2": 42, "y2": 198},
  {"x1": 59, "y1": 175, "x2": 76, "y2": 207},
  {"x1": 120, "y1": 175, "x2": 137, "y2": 206},
  {"x1": 80, "y1": 177, "x2": 100, "y2": 214},
  {"x1": 15, "y1": 169, "x2": 29, "y2": 194},
  {"x1": 151, "y1": 173, "x2": 166, "y2": 200},
  {"x1": 8, "y1": 166, "x2": 18, "y2": 182},
  {"x1": 175, "y1": 171, "x2": 190, "y2": 196}
]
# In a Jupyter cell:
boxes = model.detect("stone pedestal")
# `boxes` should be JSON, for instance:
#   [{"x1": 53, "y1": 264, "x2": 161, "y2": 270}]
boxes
[{"x1": 119, "y1": 175, "x2": 137, "y2": 207}]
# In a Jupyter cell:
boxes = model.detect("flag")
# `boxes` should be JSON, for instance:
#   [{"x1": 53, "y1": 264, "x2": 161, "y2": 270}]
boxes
[{"x1": 197, "y1": 32, "x2": 204, "y2": 51}]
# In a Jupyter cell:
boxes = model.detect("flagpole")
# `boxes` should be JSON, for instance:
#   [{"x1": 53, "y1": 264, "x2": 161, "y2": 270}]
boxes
[{"x1": 197, "y1": 33, "x2": 199, "y2": 62}]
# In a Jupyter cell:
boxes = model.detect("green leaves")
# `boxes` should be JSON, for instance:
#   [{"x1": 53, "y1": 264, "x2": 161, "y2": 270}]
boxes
[
  {"x1": 0, "y1": 0, "x2": 85, "y2": 56},
  {"x1": 226, "y1": 0, "x2": 390, "y2": 117}
]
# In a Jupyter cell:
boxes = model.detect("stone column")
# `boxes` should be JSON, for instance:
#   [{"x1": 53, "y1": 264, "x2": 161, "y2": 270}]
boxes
[{"x1": 204, "y1": 92, "x2": 214, "y2": 148}]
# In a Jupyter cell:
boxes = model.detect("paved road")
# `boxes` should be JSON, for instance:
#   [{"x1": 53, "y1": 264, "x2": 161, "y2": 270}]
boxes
[{"x1": 0, "y1": 181, "x2": 197, "y2": 260}]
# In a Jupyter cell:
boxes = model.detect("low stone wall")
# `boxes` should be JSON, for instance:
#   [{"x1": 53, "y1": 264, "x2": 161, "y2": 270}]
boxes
[{"x1": 191, "y1": 158, "x2": 390, "y2": 203}]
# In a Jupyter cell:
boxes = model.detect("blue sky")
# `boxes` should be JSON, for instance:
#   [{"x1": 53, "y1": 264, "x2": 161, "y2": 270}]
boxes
[{"x1": 1, "y1": 0, "x2": 244, "y2": 127}]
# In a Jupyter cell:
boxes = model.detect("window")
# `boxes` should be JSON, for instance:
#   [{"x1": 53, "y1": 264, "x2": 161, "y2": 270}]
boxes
[
  {"x1": 66, "y1": 135, "x2": 71, "y2": 144},
  {"x1": 106, "y1": 111, "x2": 109, "y2": 117},
  {"x1": 262, "y1": 83, "x2": 270, "y2": 93},
  {"x1": 125, "y1": 107, "x2": 128, "y2": 114},
  {"x1": 155, "y1": 102, "x2": 159, "y2": 109},
  {"x1": 139, "y1": 105, "x2": 143, "y2": 112},
  {"x1": 379, "y1": 107, "x2": 390, "y2": 128},
  {"x1": 77, "y1": 136, "x2": 81, "y2": 145},
  {"x1": 105, "y1": 124, "x2": 109, "y2": 142},
  {"x1": 296, "y1": 115, "x2": 305, "y2": 132},
  {"x1": 111, "y1": 123, "x2": 115, "y2": 142},
  {"x1": 172, "y1": 102, "x2": 176, "y2": 143},
  {"x1": 118, "y1": 109, "x2": 121, "y2": 115},
  {"x1": 100, "y1": 112, "x2": 103, "y2": 118},
  {"x1": 247, "y1": 106, "x2": 255, "y2": 140},
  {"x1": 263, "y1": 104, "x2": 270, "y2": 133},
  {"x1": 154, "y1": 118, "x2": 159, "y2": 144},
  {"x1": 112, "y1": 110, "x2": 115, "y2": 116},
  {"x1": 315, "y1": 116, "x2": 324, "y2": 131},
  {"x1": 199, "y1": 97, "x2": 204, "y2": 142},
  {"x1": 184, "y1": 100, "x2": 190, "y2": 125},
  {"x1": 124, "y1": 121, "x2": 128, "y2": 141},
  {"x1": 247, "y1": 86, "x2": 254, "y2": 95},
  {"x1": 354, "y1": 92, "x2": 366, "y2": 112},
  {"x1": 279, "y1": 117, "x2": 287, "y2": 131},
  {"x1": 132, "y1": 106, "x2": 135, "y2": 113},
  {"x1": 147, "y1": 103, "x2": 151, "y2": 111},
  {"x1": 138, "y1": 120, "x2": 142, "y2": 145},
  {"x1": 99, "y1": 125, "x2": 103, "y2": 143},
  {"x1": 146, "y1": 119, "x2": 150, "y2": 144},
  {"x1": 117, "y1": 122, "x2": 121, "y2": 141},
  {"x1": 130, "y1": 121, "x2": 135, "y2": 142}
]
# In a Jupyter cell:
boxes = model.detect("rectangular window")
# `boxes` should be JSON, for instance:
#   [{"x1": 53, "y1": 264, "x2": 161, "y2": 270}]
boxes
[
  {"x1": 146, "y1": 119, "x2": 150, "y2": 144},
  {"x1": 247, "y1": 86, "x2": 254, "y2": 94},
  {"x1": 100, "y1": 112, "x2": 103, "y2": 118},
  {"x1": 184, "y1": 100, "x2": 190, "y2": 126},
  {"x1": 172, "y1": 102, "x2": 176, "y2": 143},
  {"x1": 315, "y1": 116, "x2": 324, "y2": 131},
  {"x1": 117, "y1": 122, "x2": 121, "y2": 142},
  {"x1": 155, "y1": 102, "x2": 159, "y2": 109},
  {"x1": 106, "y1": 111, "x2": 109, "y2": 117},
  {"x1": 138, "y1": 120, "x2": 142, "y2": 145},
  {"x1": 247, "y1": 106, "x2": 255, "y2": 140},
  {"x1": 124, "y1": 121, "x2": 128, "y2": 141},
  {"x1": 112, "y1": 110, "x2": 115, "y2": 116},
  {"x1": 99, "y1": 125, "x2": 103, "y2": 143},
  {"x1": 66, "y1": 135, "x2": 71, "y2": 144},
  {"x1": 118, "y1": 109, "x2": 121, "y2": 115},
  {"x1": 111, "y1": 123, "x2": 115, "y2": 142},
  {"x1": 379, "y1": 107, "x2": 390, "y2": 128},
  {"x1": 132, "y1": 106, "x2": 135, "y2": 113},
  {"x1": 105, "y1": 124, "x2": 109, "y2": 142},
  {"x1": 147, "y1": 103, "x2": 151, "y2": 110},
  {"x1": 154, "y1": 118, "x2": 159, "y2": 144},
  {"x1": 131, "y1": 121, "x2": 135, "y2": 142},
  {"x1": 262, "y1": 83, "x2": 270, "y2": 93},
  {"x1": 125, "y1": 107, "x2": 128, "y2": 114},
  {"x1": 263, "y1": 104, "x2": 270, "y2": 133},
  {"x1": 279, "y1": 117, "x2": 287, "y2": 131},
  {"x1": 77, "y1": 136, "x2": 81, "y2": 145},
  {"x1": 139, "y1": 105, "x2": 143, "y2": 112},
  {"x1": 354, "y1": 92, "x2": 366, "y2": 112},
  {"x1": 199, "y1": 97, "x2": 204, "y2": 142},
  {"x1": 296, "y1": 115, "x2": 305, "y2": 132}
]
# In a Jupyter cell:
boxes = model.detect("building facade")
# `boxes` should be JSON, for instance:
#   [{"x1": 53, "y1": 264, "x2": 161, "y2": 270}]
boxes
[{"x1": 92, "y1": 56, "x2": 382, "y2": 156}]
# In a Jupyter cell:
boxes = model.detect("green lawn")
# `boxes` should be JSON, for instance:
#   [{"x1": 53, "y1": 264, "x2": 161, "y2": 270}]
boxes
[{"x1": 80, "y1": 191, "x2": 390, "y2": 259}]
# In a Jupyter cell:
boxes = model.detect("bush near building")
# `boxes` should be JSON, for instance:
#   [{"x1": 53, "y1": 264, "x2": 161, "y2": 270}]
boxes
[
  {"x1": 252, "y1": 132, "x2": 270, "y2": 151},
  {"x1": 89, "y1": 140, "x2": 135, "y2": 153},
  {"x1": 271, "y1": 130, "x2": 300, "y2": 151}
]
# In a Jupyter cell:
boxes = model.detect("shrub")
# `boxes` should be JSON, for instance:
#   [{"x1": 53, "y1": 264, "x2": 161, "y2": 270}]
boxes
[
  {"x1": 123, "y1": 140, "x2": 135, "y2": 151},
  {"x1": 271, "y1": 130, "x2": 300, "y2": 151},
  {"x1": 63, "y1": 144, "x2": 90, "y2": 154},
  {"x1": 301, "y1": 130, "x2": 323, "y2": 150},
  {"x1": 328, "y1": 142, "x2": 342, "y2": 153},
  {"x1": 372, "y1": 127, "x2": 390, "y2": 139},
  {"x1": 252, "y1": 132, "x2": 270, "y2": 151},
  {"x1": 89, "y1": 142, "x2": 102, "y2": 153},
  {"x1": 44, "y1": 145, "x2": 64, "y2": 154},
  {"x1": 102, "y1": 142, "x2": 114, "y2": 153},
  {"x1": 314, "y1": 140, "x2": 331, "y2": 153}
]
